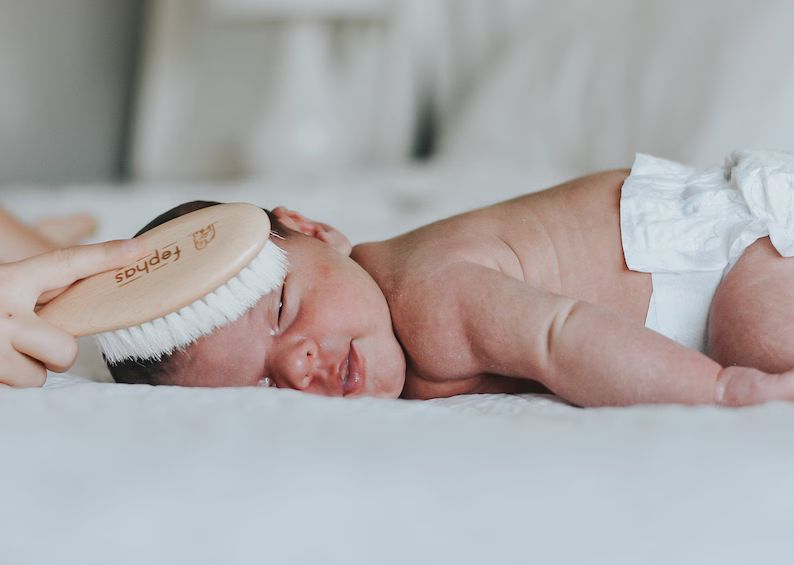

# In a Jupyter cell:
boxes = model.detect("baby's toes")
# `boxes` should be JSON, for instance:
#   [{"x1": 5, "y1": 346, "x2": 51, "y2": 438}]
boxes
[{"x1": 717, "y1": 366, "x2": 794, "y2": 406}]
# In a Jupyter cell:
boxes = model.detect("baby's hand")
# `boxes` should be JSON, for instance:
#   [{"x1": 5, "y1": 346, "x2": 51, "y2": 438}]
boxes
[
  {"x1": 0, "y1": 239, "x2": 142, "y2": 387},
  {"x1": 715, "y1": 366, "x2": 794, "y2": 406}
]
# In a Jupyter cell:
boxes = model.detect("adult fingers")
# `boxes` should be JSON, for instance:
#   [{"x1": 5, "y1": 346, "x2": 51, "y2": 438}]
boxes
[
  {"x1": 35, "y1": 286, "x2": 68, "y2": 306},
  {"x1": 18, "y1": 239, "x2": 143, "y2": 298},
  {"x1": 11, "y1": 316, "x2": 78, "y2": 373},
  {"x1": 0, "y1": 345, "x2": 47, "y2": 387}
]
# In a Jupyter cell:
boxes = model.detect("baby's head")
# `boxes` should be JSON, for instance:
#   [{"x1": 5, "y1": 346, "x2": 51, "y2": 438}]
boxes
[{"x1": 108, "y1": 201, "x2": 406, "y2": 398}]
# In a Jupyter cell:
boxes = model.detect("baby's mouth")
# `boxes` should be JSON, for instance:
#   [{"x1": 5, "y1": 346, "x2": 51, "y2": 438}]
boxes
[
  {"x1": 342, "y1": 342, "x2": 364, "y2": 396},
  {"x1": 338, "y1": 352, "x2": 350, "y2": 393}
]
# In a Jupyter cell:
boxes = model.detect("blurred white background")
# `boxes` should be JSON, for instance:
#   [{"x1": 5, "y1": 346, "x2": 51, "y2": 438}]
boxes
[
  {"x1": 1, "y1": 0, "x2": 794, "y2": 186},
  {"x1": 0, "y1": 0, "x2": 143, "y2": 184}
]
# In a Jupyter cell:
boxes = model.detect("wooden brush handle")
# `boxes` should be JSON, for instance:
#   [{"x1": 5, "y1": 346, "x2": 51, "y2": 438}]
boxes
[{"x1": 40, "y1": 203, "x2": 272, "y2": 336}]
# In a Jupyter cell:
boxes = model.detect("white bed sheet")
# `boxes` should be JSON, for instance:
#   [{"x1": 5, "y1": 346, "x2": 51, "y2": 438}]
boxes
[
  {"x1": 4, "y1": 381, "x2": 794, "y2": 564},
  {"x1": 2, "y1": 166, "x2": 794, "y2": 564}
]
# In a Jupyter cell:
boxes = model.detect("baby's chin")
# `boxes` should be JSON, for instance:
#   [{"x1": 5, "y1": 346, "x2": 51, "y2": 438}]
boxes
[
  {"x1": 370, "y1": 374, "x2": 406, "y2": 398},
  {"x1": 369, "y1": 350, "x2": 407, "y2": 398}
]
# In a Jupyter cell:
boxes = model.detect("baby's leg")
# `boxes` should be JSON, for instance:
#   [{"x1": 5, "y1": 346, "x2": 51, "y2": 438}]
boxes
[
  {"x1": 708, "y1": 237, "x2": 794, "y2": 404},
  {"x1": 0, "y1": 209, "x2": 57, "y2": 262},
  {"x1": 0, "y1": 209, "x2": 97, "y2": 263},
  {"x1": 33, "y1": 213, "x2": 96, "y2": 247}
]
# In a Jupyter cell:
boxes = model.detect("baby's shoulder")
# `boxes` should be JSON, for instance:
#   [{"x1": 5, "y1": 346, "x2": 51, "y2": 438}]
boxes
[
  {"x1": 379, "y1": 235, "x2": 490, "y2": 313},
  {"x1": 384, "y1": 254, "x2": 495, "y2": 383},
  {"x1": 353, "y1": 222, "x2": 514, "y2": 380}
]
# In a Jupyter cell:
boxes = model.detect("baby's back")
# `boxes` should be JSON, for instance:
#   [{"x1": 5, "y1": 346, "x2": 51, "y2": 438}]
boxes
[{"x1": 500, "y1": 169, "x2": 649, "y2": 317}]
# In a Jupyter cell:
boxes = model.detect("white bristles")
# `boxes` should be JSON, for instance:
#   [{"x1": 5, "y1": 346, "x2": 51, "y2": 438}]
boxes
[{"x1": 97, "y1": 240, "x2": 288, "y2": 364}]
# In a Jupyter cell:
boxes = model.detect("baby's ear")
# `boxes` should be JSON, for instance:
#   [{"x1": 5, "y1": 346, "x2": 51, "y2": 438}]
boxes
[{"x1": 272, "y1": 207, "x2": 352, "y2": 256}]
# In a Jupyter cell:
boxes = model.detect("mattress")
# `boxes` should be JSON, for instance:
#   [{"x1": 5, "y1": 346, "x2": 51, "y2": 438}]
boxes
[{"x1": 2, "y1": 165, "x2": 794, "y2": 564}]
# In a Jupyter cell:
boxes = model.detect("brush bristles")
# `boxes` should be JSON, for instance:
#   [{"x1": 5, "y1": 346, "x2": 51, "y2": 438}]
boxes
[{"x1": 97, "y1": 240, "x2": 288, "y2": 364}]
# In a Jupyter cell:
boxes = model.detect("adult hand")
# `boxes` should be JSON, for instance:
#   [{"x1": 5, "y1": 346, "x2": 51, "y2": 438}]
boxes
[{"x1": 0, "y1": 239, "x2": 142, "y2": 387}]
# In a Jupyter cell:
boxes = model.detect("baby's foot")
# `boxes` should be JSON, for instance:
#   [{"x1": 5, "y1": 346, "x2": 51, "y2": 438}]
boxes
[
  {"x1": 33, "y1": 213, "x2": 97, "y2": 247},
  {"x1": 715, "y1": 366, "x2": 794, "y2": 406}
]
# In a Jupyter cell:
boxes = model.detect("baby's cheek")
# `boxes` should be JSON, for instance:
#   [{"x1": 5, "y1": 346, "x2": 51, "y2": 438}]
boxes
[{"x1": 177, "y1": 314, "x2": 266, "y2": 387}]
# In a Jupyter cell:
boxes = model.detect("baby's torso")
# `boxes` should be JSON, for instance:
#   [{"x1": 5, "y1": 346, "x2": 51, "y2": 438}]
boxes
[
  {"x1": 488, "y1": 169, "x2": 650, "y2": 318},
  {"x1": 353, "y1": 170, "x2": 652, "y2": 399}
]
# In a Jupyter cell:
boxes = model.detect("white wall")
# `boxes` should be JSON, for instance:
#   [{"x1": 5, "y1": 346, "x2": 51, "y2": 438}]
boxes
[{"x1": 0, "y1": 0, "x2": 143, "y2": 185}]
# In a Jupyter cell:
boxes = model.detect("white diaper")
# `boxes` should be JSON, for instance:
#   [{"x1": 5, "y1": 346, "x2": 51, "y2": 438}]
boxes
[{"x1": 621, "y1": 149, "x2": 794, "y2": 352}]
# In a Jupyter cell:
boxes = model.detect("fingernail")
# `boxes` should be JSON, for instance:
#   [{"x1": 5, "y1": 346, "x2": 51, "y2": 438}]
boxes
[{"x1": 714, "y1": 380, "x2": 725, "y2": 403}]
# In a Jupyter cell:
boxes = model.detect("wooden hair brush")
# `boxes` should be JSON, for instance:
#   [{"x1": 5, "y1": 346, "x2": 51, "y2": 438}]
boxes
[{"x1": 40, "y1": 203, "x2": 287, "y2": 363}]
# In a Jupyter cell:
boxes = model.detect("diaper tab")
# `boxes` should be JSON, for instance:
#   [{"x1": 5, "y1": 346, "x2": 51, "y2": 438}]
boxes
[{"x1": 728, "y1": 149, "x2": 794, "y2": 258}]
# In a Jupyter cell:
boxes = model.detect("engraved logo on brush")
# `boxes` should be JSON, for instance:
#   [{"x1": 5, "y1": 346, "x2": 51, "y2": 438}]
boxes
[
  {"x1": 114, "y1": 242, "x2": 182, "y2": 287},
  {"x1": 192, "y1": 223, "x2": 216, "y2": 250}
]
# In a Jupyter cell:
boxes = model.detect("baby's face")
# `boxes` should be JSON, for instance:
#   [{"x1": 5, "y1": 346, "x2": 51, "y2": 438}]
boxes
[{"x1": 165, "y1": 228, "x2": 407, "y2": 398}]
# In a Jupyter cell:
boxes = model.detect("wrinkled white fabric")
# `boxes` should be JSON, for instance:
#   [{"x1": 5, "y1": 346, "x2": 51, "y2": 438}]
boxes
[
  {"x1": 622, "y1": 149, "x2": 794, "y2": 273},
  {"x1": 621, "y1": 149, "x2": 794, "y2": 351}
]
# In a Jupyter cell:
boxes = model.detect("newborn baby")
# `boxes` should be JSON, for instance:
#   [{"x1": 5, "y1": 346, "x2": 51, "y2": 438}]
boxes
[{"x1": 109, "y1": 150, "x2": 794, "y2": 407}]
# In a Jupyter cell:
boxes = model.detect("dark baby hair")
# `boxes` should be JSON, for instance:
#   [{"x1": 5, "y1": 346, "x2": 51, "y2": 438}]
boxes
[{"x1": 107, "y1": 200, "x2": 287, "y2": 385}]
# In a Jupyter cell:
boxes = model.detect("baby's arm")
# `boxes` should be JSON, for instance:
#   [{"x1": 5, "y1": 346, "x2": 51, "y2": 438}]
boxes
[{"x1": 448, "y1": 263, "x2": 727, "y2": 406}]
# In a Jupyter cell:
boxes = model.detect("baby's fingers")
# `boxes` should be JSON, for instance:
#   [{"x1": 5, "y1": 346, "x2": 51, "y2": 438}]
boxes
[
  {"x1": 0, "y1": 345, "x2": 47, "y2": 387},
  {"x1": 11, "y1": 316, "x2": 78, "y2": 373},
  {"x1": 21, "y1": 239, "x2": 143, "y2": 298}
]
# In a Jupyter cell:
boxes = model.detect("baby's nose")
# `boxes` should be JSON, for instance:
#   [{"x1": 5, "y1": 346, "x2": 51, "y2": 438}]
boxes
[{"x1": 279, "y1": 338, "x2": 334, "y2": 393}]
